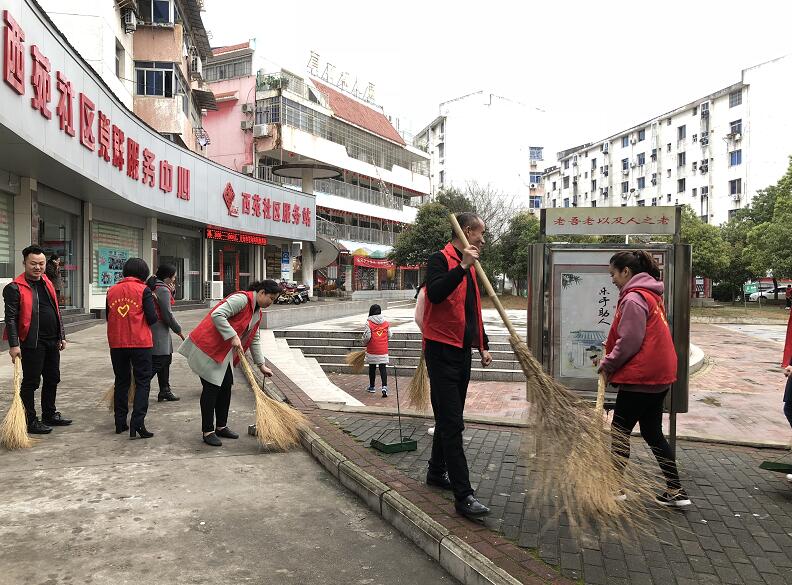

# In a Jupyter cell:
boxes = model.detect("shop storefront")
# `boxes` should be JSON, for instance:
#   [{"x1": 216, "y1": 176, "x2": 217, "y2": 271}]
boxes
[
  {"x1": 352, "y1": 255, "x2": 420, "y2": 292},
  {"x1": 38, "y1": 185, "x2": 83, "y2": 308},
  {"x1": 157, "y1": 221, "x2": 202, "y2": 301},
  {"x1": 0, "y1": 175, "x2": 16, "y2": 282}
]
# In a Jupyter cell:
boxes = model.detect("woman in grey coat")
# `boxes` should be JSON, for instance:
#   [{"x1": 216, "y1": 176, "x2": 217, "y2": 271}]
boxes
[{"x1": 147, "y1": 265, "x2": 184, "y2": 402}]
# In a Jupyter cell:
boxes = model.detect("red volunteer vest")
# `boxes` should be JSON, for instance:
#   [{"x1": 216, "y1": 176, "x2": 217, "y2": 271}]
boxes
[
  {"x1": 782, "y1": 310, "x2": 792, "y2": 367},
  {"x1": 366, "y1": 319, "x2": 390, "y2": 355},
  {"x1": 422, "y1": 243, "x2": 485, "y2": 349},
  {"x1": 2, "y1": 273, "x2": 61, "y2": 342},
  {"x1": 106, "y1": 277, "x2": 153, "y2": 349},
  {"x1": 605, "y1": 287, "x2": 677, "y2": 385},
  {"x1": 189, "y1": 291, "x2": 263, "y2": 365}
]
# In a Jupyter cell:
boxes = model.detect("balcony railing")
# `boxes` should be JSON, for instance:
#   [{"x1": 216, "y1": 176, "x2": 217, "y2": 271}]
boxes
[
  {"x1": 256, "y1": 71, "x2": 329, "y2": 109},
  {"x1": 259, "y1": 166, "x2": 405, "y2": 210},
  {"x1": 317, "y1": 220, "x2": 396, "y2": 246}
]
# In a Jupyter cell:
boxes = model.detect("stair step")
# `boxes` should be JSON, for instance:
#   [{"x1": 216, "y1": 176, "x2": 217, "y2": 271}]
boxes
[{"x1": 322, "y1": 362, "x2": 526, "y2": 382}]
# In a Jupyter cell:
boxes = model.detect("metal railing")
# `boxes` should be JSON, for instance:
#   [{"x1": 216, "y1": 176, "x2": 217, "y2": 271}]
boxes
[
  {"x1": 256, "y1": 71, "x2": 329, "y2": 109},
  {"x1": 316, "y1": 220, "x2": 396, "y2": 246}
]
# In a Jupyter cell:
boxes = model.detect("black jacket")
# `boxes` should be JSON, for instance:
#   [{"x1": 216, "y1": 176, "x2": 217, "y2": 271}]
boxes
[{"x1": 3, "y1": 279, "x2": 65, "y2": 349}]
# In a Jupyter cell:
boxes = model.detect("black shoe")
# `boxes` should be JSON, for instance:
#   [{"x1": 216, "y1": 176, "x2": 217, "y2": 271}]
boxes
[
  {"x1": 656, "y1": 489, "x2": 692, "y2": 507},
  {"x1": 203, "y1": 432, "x2": 222, "y2": 447},
  {"x1": 454, "y1": 495, "x2": 490, "y2": 518},
  {"x1": 426, "y1": 471, "x2": 453, "y2": 491},
  {"x1": 43, "y1": 412, "x2": 72, "y2": 426},
  {"x1": 130, "y1": 426, "x2": 154, "y2": 439},
  {"x1": 157, "y1": 391, "x2": 180, "y2": 402},
  {"x1": 28, "y1": 418, "x2": 52, "y2": 434},
  {"x1": 115, "y1": 423, "x2": 129, "y2": 434},
  {"x1": 215, "y1": 427, "x2": 239, "y2": 439}
]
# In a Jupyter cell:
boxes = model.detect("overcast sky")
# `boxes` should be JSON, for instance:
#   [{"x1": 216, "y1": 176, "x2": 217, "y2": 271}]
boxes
[{"x1": 203, "y1": 0, "x2": 792, "y2": 162}]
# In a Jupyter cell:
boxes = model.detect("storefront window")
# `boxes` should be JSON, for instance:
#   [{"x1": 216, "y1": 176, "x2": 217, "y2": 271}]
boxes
[
  {"x1": 0, "y1": 192, "x2": 14, "y2": 279},
  {"x1": 212, "y1": 240, "x2": 252, "y2": 297},
  {"x1": 92, "y1": 222, "x2": 143, "y2": 291},
  {"x1": 158, "y1": 231, "x2": 201, "y2": 301},
  {"x1": 265, "y1": 244, "x2": 281, "y2": 280},
  {"x1": 39, "y1": 204, "x2": 82, "y2": 308}
]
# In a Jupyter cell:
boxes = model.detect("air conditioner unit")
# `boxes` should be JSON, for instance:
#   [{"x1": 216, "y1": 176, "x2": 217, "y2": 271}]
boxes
[
  {"x1": 190, "y1": 56, "x2": 203, "y2": 79},
  {"x1": 700, "y1": 164, "x2": 709, "y2": 174},
  {"x1": 701, "y1": 102, "x2": 710, "y2": 117},
  {"x1": 731, "y1": 193, "x2": 741, "y2": 201},
  {"x1": 651, "y1": 178, "x2": 657, "y2": 186},
  {"x1": 529, "y1": 183, "x2": 537, "y2": 189},
  {"x1": 253, "y1": 124, "x2": 270, "y2": 138},
  {"x1": 122, "y1": 9, "x2": 137, "y2": 33},
  {"x1": 630, "y1": 138, "x2": 637, "y2": 144},
  {"x1": 572, "y1": 159, "x2": 578, "y2": 166},
  {"x1": 242, "y1": 164, "x2": 254, "y2": 175},
  {"x1": 700, "y1": 137, "x2": 709, "y2": 146},
  {"x1": 241, "y1": 103, "x2": 254, "y2": 114},
  {"x1": 622, "y1": 169, "x2": 630, "y2": 176},
  {"x1": 734, "y1": 133, "x2": 742, "y2": 141},
  {"x1": 621, "y1": 193, "x2": 629, "y2": 200},
  {"x1": 630, "y1": 162, "x2": 637, "y2": 168},
  {"x1": 204, "y1": 281, "x2": 224, "y2": 300},
  {"x1": 240, "y1": 120, "x2": 253, "y2": 131},
  {"x1": 602, "y1": 143, "x2": 609, "y2": 153}
]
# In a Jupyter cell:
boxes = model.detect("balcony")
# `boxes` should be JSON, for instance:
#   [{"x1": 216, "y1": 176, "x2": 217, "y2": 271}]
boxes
[
  {"x1": 317, "y1": 220, "x2": 397, "y2": 246},
  {"x1": 259, "y1": 166, "x2": 406, "y2": 210},
  {"x1": 256, "y1": 71, "x2": 329, "y2": 109}
]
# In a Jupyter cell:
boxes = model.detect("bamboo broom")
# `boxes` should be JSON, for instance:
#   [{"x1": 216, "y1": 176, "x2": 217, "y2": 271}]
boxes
[
  {"x1": 236, "y1": 348, "x2": 308, "y2": 450},
  {"x1": 99, "y1": 378, "x2": 136, "y2": 411},
  {"x1": 448, "y1": 213, "x2": 663, "y2": 531},
  {"x1": 406, "y1": 353, "x2": 430, "y2": 411},
  {"x1": 0, "y1": 357, "x2": 33, "y2": 449},
  {"x1": 344, "y1": 348, "x2": 366, "y2": 374}
]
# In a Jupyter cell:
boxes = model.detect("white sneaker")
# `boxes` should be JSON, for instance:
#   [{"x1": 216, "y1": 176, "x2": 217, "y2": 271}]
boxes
[
  {"x1": 786, "y1": 474, "x2": 792, "y2": 482},
  {"x1": 427, "y1": 426, "x2": 435, "y2": 436}
]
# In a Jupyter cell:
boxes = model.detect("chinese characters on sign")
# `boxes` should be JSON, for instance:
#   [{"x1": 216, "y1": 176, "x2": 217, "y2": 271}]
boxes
[
  {"x1": 221, "y1": 183, "x2": 312, "y2": 227},
  {"x1": 205, "y1": 227, "x2": 268, "y2": 246},
  {"x1": 597, "y1": 287, "x2": 611, "y2": 325},
  {"x1": 545, "y1": 206, "x2": 678, "y2": 236}
]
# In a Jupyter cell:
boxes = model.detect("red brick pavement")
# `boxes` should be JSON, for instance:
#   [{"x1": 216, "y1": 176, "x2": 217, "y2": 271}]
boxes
[{"x1": 330, "y1": 323, "x2": 791, "y2": 445}]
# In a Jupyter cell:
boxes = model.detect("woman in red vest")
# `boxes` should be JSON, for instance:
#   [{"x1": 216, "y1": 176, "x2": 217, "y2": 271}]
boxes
[
  {"x1": 179, "y1": 280, "x2": 281, "y2": 447},
  {"x1": 597, "y1": 250, "x2": 691, "y2": 507},
  {"x1": 106, "y1": 258, "x2": 159, "y2": 438},
  {"x1": 362, "y1": 304, "x2": 392, "y2": 397}
]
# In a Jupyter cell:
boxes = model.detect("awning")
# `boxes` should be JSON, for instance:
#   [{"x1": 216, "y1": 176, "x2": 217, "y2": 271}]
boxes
[
  {"x1": 192, "y1": 88, "x2": 218, "y2": 111},
  {"x1": 337, "y1": 239, "x2": 392, "y2": 256}
]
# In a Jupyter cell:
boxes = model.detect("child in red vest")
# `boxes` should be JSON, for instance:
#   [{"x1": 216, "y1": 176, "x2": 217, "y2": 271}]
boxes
[
  {"x1": 106, "y1": 258, "x2": 159, "y2": 438},
  {"x1": 596, "y1": 250, "x2": 691, "y2": 507},
  {"x1": 363, "y1": 304, "x2": 391, "y2": 397}
]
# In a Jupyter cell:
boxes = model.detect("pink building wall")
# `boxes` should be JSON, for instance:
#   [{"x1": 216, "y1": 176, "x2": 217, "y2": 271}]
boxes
[{"x1": 203, "y1": 77, "x2": 256, "y2": 172}]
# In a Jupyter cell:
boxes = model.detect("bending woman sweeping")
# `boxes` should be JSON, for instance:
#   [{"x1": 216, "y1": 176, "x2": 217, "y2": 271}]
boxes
[
  {"x1": 596, "y1": 250, "x2": 691, "y2": 507},
  {"x1": 178, "y1": 280, "x2": 281, "y2": 447}
]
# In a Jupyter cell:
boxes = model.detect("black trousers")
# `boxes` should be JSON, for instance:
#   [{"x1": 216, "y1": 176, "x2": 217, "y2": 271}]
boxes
[
  {"x1": 20, "y1": 339, "x2": 61, "y2": 423},
  {"x1": 424, "y1": 340, "x2": 474, "y2": 502},
  {"x1": 200, "y1": 366, "x2": 233, "y2": 433},
  {"x1": 368, "y1": 363, "x2": 388, "y2": 387},
  {"x1": 152, "y1": 354, "x2": 172, "y2": 392},
  {"x1": 611, "y1": 388, "x2": 681, "y2": 490},
  {"x1": 111, "y1": 347, "x2": 152, "y2": 431}
]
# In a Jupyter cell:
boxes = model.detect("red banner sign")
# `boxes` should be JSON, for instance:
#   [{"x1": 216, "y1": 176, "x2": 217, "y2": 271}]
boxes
[
  {"x1": 205, "y1": 226, "x2": 267, "y2": 246},
  {"x1": 353, "y1": 256, "x2": 421, "y2": 270}
]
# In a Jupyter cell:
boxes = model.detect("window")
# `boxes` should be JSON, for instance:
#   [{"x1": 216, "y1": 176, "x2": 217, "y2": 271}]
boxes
[
  {"x1": 692, "y1": 134, "x2": 698, "y2": 143},
  {"x1": 438, "y1": 143, "x2": 445, "y2": 159},
  {"x1": 638, "y1": 129, "x2": 646, "y2": 142},
  {"x1": 637, "y1": 199, "x2": 645, "y2": 207},
  {"x1": 730, "y1": 119, "x2": 742, "y2": 134},
  {"x1": 621, "y1": 181, "x2": 629, "y2": 194},
  {"x1": 637, "y1": 177, "x2": 646, "y2": 189},
  {"x1": 622, "y1": 136, "x2": 629, "y2": 148},
  {"x1": 728, "y1": 209, "x2": 739, "y2": 220},
  {"x1": 651, "y1": 197, "x2": 657, "y2": 206},
  {"x1": 204, "y1": 59, "x2": 253, "y2": 82},
  {"x1": 563, "y1": 176, "x2": 570, "y2": 189},
  {"x1": 701, "y1": 186, "x2": 709, "y2": 196},
  {"x1": 692, "y1": 188, "x2": 697, "y2": 197},
  {"x1": 563, "y1": 160, "x2": 570, "y2": 170},
  {"x1": 667, "y1": 194, "x2": 672, "y2": 202},
  {"x1": 667, "y1": 169, "x2": 671, "y2": 178},
  {"x1": 622, "y1": 158, "x2": 629, "y2": 171},
  {"x1": 651, "y1": 148, "x2": 657, "y2": 161},
  {"x1": 692, "y1": 105, "x2": 698, "y2": 115},
  {"x1": 439, "y1": 170, "x2": 445, "y2": 186},
  {"x1": 529, "y1": 147, "x2": 543, "y2": 160},
  {"x1": 591, "y1": 179, "x2": 597, "y2": 191},
  {"x1": 115, "y1": 40, "x2": 124, "y2": 80},
  {"x1": 637, "y1": 152, "x2": 645, "y2": 166},
  {"x1": 692, "y1": 161, "x2": 698, "y2": 172},
  {"x1": 591, "y1": 201, "x2": 597, "y2": 208},
  {"x1": 529, "y1": 195, "x2": 542, "y2": 209},
  {"x1": 666, "y1": 118, "x2": 671, "y2": 126},
  {"x1": 529, "y1": 173, "x2": 542, "y2": 184},
  {"x1": 729, "y1": 179, "x2": 742, "y2": 194},
  {"x1": 151, "y1": 0, "x2": 172, "y2": 24},
  {"x1": 563, "y1": 198, "x2": 570, "y2": 208},
  {"x1": 729, "y1": 90, "x2": 742, "y2": 108},
  {"x1": 591, "y1": 158, "x2": 597, "y2": 170},
  {"x1": 551, "y1": 181, "x2": 557, "y2": 190},
  {"x1": 677, "y1": 178, "x2": 686, "y2": 193},
  {"x1": 666, "y1": 143, "x2": 671, "y2": 152},
  {"x1": 677, "y1": 152, "x2": 686, "y2": 167},
  {"x1": 677, "y1": 125, "x2": 686, "y2": 140},
  {"x1": 552, "y1": 199, "x2": 557, "y2": 208},
  {"x1": 729, "y1": 150, "x2": 742, "y2": 166},
  {"x1": 135, "y1": 61, "x2": 176, "y2": 97}
]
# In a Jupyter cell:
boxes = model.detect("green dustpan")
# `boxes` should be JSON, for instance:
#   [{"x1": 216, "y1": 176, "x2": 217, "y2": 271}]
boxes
[
  {"x1": 759, "y1": 461, "x2": 792, "y2": 473},
  {"x1": 370, "y1": 365, "x2": 418, "y2": 454}
]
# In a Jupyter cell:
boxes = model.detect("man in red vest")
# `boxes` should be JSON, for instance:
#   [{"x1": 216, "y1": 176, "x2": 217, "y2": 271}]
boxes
[
  {"x1": 3, "y1": 245, "x2": 68, "y2": 434},
  {"x1": 423, "y1": 212, "x2": 492, "y2": 519},
  {"x1": 106, "y1": 258, "x2": 159, "y2": 438}
]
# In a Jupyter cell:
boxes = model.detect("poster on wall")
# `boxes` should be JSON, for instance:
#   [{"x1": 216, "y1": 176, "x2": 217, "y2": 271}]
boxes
[
  {"x1": 280, "y1": 248, "x2": 292, "y2": 281},
  {"x1": 97, "y1": 247, "x2": 130, "y2": 287},
  {"x1": 555, "y1": 267, "x2": 619, "y2": 380}
]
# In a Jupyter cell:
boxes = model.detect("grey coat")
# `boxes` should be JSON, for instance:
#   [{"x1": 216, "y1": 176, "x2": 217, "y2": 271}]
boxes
[
  {"x1": 178, "y1": 292, "x2": 266, "y2": 387},
  {"x1": 151, "y1": 280, "x2": 182, "y2": 355}
]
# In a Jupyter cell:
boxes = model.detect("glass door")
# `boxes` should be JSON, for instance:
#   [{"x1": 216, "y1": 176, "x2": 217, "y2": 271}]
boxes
[{"x1": 219, "y1": 248, "x2": 239, "y2": 297}]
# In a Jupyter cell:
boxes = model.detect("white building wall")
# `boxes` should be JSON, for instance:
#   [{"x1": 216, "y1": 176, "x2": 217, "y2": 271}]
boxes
[{"x1": 38, "y1": 0, "x2": 134, "y2": 107}]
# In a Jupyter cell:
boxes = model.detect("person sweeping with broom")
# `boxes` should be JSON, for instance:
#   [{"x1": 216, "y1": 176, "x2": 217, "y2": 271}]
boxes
[
  {"x1": 3, "y1": 245, "x2": 69, "y2": 434},
  {"x1": 106, "y1": 258, "x2": 159, "y2": 438},
  {"x1": 423, "y1": 212, "x2": 492, "y2": 519},
  {"x1": 595, "y1": 250, "x2": 691, "y2": 507},
  {"x1": 362, "y1": 304, "x2": 392, "y2": 397},
  {"x1": 178, "y1": 280, "x2": 281, "y2": 447}
]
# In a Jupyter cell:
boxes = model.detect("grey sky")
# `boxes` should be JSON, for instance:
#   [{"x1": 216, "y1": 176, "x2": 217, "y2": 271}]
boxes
[{"x1": 203, "y1": 0, "x2": 792, "y2": 162}]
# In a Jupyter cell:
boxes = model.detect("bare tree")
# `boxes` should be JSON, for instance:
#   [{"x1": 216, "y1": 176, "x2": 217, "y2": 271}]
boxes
[{"x1": 461, "y1": 181, "x2": 521, "y2": 244}]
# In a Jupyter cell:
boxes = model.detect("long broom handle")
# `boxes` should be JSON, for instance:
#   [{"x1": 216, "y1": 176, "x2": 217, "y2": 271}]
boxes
[
  {"x1": 236, "y1": 347, "x2": 262, "y2": 394},
  {"x1": 595, "y1": 373, "x2": 606, "y2": 414},
  {"x1": 448, "y1": 213, "x2": 520, "y2": 340}
]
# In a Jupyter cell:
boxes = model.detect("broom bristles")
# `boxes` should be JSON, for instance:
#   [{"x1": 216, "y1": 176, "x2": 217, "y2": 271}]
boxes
[
  {"x1": 406, "y1": 353, "x2": 430, "y2": 411},
  {"x1": 99, "y1": 378, "x2": 136, "y2": 411},
  {"x1": 344, "y1": 349, "x2": 366, "y2": 374},
  {"x1": 237, "y1": 348, "x2": 308, "y2": 450},
  {"x1": 0, "y1": 358, "x2": 33, "y2": 449}
]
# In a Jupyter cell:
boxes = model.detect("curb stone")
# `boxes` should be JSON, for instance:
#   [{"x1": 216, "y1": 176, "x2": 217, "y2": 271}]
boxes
[{"x1": 440, "y1": 535, "x2": 524, "y2": 585}]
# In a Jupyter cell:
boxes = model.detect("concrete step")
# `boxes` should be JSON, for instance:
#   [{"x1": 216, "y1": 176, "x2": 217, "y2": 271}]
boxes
[
  {"x1": 173, "y1": 301, "x2": 209, "y2": 312},
  {"x1": 306, "y1": 353, "x2": 522, "y2": 370},
  {"x1": 282, "y1": 337, "x2": 514, "y2": 352},
  {"x1": 322, "y1": 362, "x2": 526, "y2": 382},
  {"x1": 63, "y1": 312, "x2": 102, "y2": 335}
]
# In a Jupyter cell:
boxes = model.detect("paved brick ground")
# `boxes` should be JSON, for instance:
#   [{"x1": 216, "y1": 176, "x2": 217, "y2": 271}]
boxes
[
  {"x1": 327, "y1": 412, "x2": 792, "y2": 585},
  {"x1": 329, "y1": 323, "x2": 792, "y2": 445}
]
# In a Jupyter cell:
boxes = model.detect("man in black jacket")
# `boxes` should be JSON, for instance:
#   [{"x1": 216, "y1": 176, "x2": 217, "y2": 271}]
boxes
[{"x1": 3, "y1": 245, "x2": 69, "y2": 434}]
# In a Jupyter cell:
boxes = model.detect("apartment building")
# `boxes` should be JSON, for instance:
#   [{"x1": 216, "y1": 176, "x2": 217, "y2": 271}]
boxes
[
  {"x1": 414, "y1": 91, "x2": 546, "y2": 211},
  {"x1": 543, "y1": 55, "x2": 792, "y2": 225}
]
